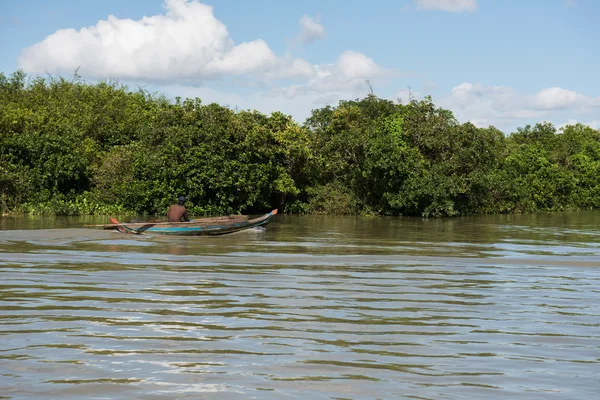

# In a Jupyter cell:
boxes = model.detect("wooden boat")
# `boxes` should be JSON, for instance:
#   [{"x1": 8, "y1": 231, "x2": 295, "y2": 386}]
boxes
[{"x1": 94, "y1": 209, "x2": 278, "y2": 236}]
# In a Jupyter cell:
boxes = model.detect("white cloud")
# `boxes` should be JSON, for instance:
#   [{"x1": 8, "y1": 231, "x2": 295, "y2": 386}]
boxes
[
  {"x1": 532, "y1": 87, "x2": 580, "y2": 110},
  {"x1": 415, "y1": 0, "x2": 477, "y2": 13},
  {"x1": 441, "y1": 82, "x2": 600, "y2": 129},
  {"x1": 278, "y1": 50, "x2": 393, "y2": 97},
  {"x1": 14, "y1": 0, "x2": 403, "y2": 125},
  {"x1": 448, "y1": 82, "x2": 522, "y2": 113},
  {"x1": 17, "y1": 0, "x2": 392, "y2": 101},
  {"x1": 566, "y1": 0, "x2": 576, "y2": 7},
  {"x1": 297, "y1": 15, "x2": 326, "y2": 45},
  {"x1": 336, "y1": 50, "x2": 384, "y2": 79},
  {"x1": 17, "y1": 0, "x2": 314, "y2": 82}
]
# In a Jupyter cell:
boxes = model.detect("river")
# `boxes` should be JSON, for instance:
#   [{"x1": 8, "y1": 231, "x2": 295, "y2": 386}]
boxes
[{"x1": 1, "y1": 212, "x2": 599, "y2": 399}]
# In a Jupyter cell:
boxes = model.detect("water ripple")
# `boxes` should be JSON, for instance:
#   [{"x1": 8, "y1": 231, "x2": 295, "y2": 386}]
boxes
[{"x1": 1, "y1": 215, "x2": 600, "y2": 399}]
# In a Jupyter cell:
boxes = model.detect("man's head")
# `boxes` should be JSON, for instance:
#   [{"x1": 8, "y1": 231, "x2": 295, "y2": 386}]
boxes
[{"x1": 177, "y1": 195, "x2": 187, "y2": 206}]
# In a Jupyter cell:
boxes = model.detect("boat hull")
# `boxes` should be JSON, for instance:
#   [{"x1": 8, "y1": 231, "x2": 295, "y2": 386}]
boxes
[{"x1": 109, "y1": 209, "x2": 277, "y2": 236}]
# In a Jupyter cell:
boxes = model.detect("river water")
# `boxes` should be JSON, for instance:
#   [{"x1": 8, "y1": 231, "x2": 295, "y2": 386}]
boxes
[{"x1": 1, "y1": 212, "x2": 599, "y2": 399}]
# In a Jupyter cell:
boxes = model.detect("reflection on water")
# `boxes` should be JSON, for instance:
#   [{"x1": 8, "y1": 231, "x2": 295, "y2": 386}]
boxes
[{"x1": 1, "y1": 212, "x2": 600, "y2": 399}]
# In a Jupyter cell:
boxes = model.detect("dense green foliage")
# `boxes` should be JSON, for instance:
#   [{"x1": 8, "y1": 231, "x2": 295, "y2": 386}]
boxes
[{"x1": 1, "y1": 70, "x2": 600, "y2": 217}]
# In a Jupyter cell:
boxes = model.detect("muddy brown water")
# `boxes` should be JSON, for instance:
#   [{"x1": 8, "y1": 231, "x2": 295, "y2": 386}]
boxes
[{"x1": 1, "y1": 212, "x2": 599, "y2": 399}]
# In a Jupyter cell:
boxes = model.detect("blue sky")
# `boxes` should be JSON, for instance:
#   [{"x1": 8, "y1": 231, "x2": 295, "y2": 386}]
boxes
[{"x1": 1, "y1": 0, "x2": 599, "y2": 132}]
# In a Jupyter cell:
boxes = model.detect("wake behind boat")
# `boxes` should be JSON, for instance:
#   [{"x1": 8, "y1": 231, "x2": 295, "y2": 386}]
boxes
[{"x1": 90, "y1": 209, "x2": 278, "y2": 236}]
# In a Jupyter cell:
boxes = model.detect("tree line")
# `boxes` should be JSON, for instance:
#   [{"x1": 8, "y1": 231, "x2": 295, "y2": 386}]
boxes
[{"x1": 1, "y1": 70, "x2": 599, "y2": 217}]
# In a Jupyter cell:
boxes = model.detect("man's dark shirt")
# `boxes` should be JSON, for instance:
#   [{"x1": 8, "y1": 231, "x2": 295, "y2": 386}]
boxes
[{"x1": 167, "y1": 204, "x2": 189, "y2": 222}]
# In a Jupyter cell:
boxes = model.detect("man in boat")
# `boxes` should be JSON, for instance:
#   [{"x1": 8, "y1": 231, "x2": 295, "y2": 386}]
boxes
[{"x1": 167, "y1": 195, "x2": 190, "y2": 222}]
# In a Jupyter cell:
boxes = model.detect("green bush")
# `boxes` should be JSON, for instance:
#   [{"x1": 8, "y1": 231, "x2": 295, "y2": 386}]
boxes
[{"x1": 1, "y1": 70, "x2": 600, "y2": 217}]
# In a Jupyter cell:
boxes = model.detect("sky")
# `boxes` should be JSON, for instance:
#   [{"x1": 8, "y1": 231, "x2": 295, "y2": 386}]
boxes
[{"x1": 1, "y1": 0, "x2": 599, "y2": 133}]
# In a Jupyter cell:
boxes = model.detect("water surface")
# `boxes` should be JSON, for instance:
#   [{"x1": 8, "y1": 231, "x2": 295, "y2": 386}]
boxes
[{"x1": 1, "y1": 212, "x2": 599, "y2": 399}]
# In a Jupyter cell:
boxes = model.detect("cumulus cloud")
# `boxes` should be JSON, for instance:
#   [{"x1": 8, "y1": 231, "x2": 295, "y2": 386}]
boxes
[
  {"x1": 296, "y1": 15, "x2": 326, "y2": 45},
  {"x1": 17, "y1": 0, "x2": 314, "y2": 82},
  {"x1": 532, "y1": 87, "x2": 580, "y2": 110},
  {"x1": 277, "y1": 50, "x2": 393, "y2": 97},
  {"x1": 440, "y1": 82, "x2": 600, "y2": 129},
  {"x1": 415, "y1": 0, "x2": 477, "y2": 13}
]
